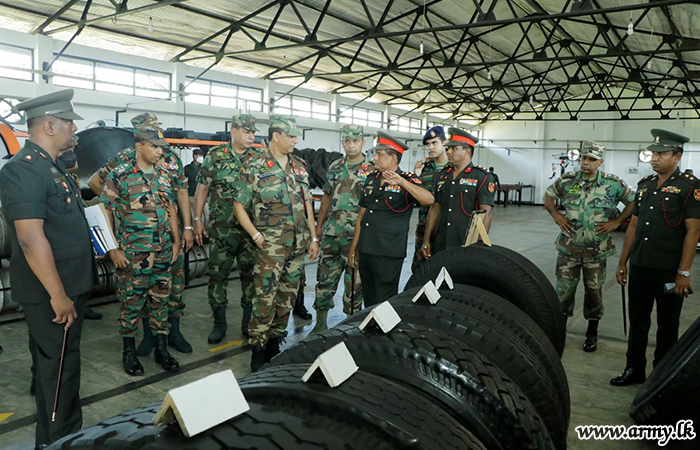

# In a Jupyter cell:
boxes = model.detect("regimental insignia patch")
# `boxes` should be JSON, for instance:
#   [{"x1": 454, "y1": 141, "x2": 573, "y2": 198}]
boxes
[
  {"x1": 488, "y1": 182, "x2": 496, "y2": 193},
  {"x1": 694, "y1": 189, "x2": 700, "y2": 201}
]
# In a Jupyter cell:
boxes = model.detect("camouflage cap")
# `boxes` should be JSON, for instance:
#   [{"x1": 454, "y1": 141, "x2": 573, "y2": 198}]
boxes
[
  {"x1": 15, "y1": 88, "x2": 83, "y2": 121},
  {"x1": 269, "y1": 114, "x2": 300, "y2": 137},
  {"x1": 232, "y1": 113, "x2": 258, "y2": 132},
  {"x1": 580, "y1": 141, "x2": 606, "y2": 160},
  {"x1": 340, "y1": 124, "x2": 364, "y2": 140},
  {"x1": 131, "y1": 112, "x2": 168, "y2": 147}
]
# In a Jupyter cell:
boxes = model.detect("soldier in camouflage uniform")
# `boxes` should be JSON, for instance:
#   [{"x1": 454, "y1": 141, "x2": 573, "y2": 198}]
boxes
[
  {"x1": 234, "y1": 115, "x2": 320, "y2": 372},
  {"x1": 544, "y1": 141, "x2": 635, "y2": 352},
  {"x1": 88, "y1": 113, "x2": 194, "y2": 355},
  {"x1": 311, "y1": 125, "x2": 374, "y2": 333},
  {"x1": 411, "y1": 126, "x2": 449, "y2": 271},
  {"x1": 193, "y1": 114, "x2": 260, "y2": 344},
  {"x1": 101, "y1": 121, "x2": 180, "y2": 375}
]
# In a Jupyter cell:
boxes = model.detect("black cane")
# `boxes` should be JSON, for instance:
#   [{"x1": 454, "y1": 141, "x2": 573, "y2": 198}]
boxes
[
  {"x1": 350, "y1": 267, "x2": 356, "y2": 316},
  {"x1": 52, "y1": 327, "x2": 69, "y2": 422},
  {"x1": 621, "y1": 285, "x2": 628, "y2": 337}
]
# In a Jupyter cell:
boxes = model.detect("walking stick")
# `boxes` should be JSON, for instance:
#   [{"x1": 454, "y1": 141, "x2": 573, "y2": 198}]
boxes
[
  {"x1": 621, "y1": 285, "x2": 628, "y2": 337},
  {"x1": 350, "y1": 267, "x2": 356, "y2": 316},
  {"x1": 52, "y1": 327, "x2": 69, "y2": 422}
]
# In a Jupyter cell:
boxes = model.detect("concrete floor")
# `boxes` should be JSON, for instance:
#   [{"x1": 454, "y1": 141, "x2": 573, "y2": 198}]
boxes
[{"x1": 0, "y1": 205, "x2": 698, "y2": 449}]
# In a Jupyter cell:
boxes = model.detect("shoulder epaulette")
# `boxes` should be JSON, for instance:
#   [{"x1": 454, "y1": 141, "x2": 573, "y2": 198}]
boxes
[
  {"x1": 679, "y1": 172, "x2": 696, "y2": 183},
  {"x1": 473, "y1": 165, "x2": 489, "y2": 174},
  {"x1": 562, "y1": 172, "x2": 576, "y2": 179},
  {"x1": 637, "y1": 174, "x2": 655, "y2": 185},
  {"x1": 18, "y1": 153, "x2": 38, "y2": 165},
  {"x1": 601, "y1": 172, "x2": 620, "y2": 181},
  {"x1": 292, "y1": 154, "x2": 308, "y2": 169}
]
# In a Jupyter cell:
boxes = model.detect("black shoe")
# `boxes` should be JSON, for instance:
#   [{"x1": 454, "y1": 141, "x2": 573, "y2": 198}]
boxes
[
  {"x1": 83, "y1": 305, "x2": 103, "y2": 320},
  {"x1": 122, "y1": 337, "x2": 144, "y2": 377},
  {"x1": 583, "y1": 334, "x2": 598, "y2": 352},
  {"x1": 610, "y1": 367, "x2": 645, "y2": 386},
  {"x1": 208, "y1": 306, "x2": 228, "y2": 344},
  {"x1": 167, "y1": 317, "x2": 192, "y2": 353},
  {"x1": 265, "y1": 337, "x2": 284, "y2": 363},
  {"x1": 250, "y1": 346, "x2": 266, "y2": 373},
  {"x1": 293, "y1": 296, "x2": 312, "y2": 321},
  {"x1": 154, "y1": 334, "x2": 179, "y2": 372},
  {"x1": 34, "y1": 444, "x2": 49, "y2": 450},
  {"x1": 136, "y1": 318, "x2": 156, "y2": 357}
]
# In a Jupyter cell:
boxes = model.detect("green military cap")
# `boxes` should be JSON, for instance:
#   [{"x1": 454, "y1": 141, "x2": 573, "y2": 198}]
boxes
[
  {"x1": 445, "y1": 127, "x2": 478, "y2": 148},
  {"x1": 14, "y1": 88, "x2": 83, "y2": 121},
  {"x1": 340, "y1": 124, "x2": 364, "y2": 140},
  {"x1": 581, "y1": 141, "x2": 606, "y2": 160},
  {"x1": 232, "y1": 113, "x2": 259, "y2": 132},
  {"x1": 371, "y1": 130, "x2": 407, "y2": 154},
  {"x1": 647, "y1": 128, "x2": 690, "y2": 153},
  {"x1": 131, "y1": 112, "x2": 168, "y2": 147},
  {"x1": 269, "y1": 114, "x2": 300, "y2": 137}
]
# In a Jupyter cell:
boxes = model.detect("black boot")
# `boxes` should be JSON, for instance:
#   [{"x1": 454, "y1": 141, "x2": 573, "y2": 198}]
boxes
[
  {"x1": 83, "y1": 305, "x2": 103, "y2": 320},
  {"x1": 265, "y1": 337, "x2": 284, "y2": 363},
  {"x1": 136, "y1": 317, "x2": 156, "y2": 356},
  {"x1": 122, "y1": 337, "x2": 144, "y2": 376},
  {"x1": 583, "y1": 320, "x2": 599, "y2": 352},
  {"x1": 250, "y1": 346, "x2": 266, "y2": 373},
  {"x1": 610, "y1": 367, "x2": 646, "y2": 386},
  {"x1": 168, "y1": 317, "x2": 192, "y2": 353},
  {"x1": 292, "y1": 290, "x2": 312, "y2": 320},
  {"x1": 208, "y1": 306, "x2": 227, "y2": 344},
  {"x1": 241, "y1": 306, "x2": 252, "y2": 337},
  {"x1": 154, "y1": 334, "x2": 179, "y2": 372}
]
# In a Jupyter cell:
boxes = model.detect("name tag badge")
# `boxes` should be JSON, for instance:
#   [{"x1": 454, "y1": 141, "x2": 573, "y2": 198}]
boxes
[{"x1": 258, "y1": 172, "x2": 275, "y2": 180}]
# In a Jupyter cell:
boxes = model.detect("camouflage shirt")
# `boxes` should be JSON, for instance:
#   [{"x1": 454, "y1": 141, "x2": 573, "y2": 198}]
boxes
[
  {"x1": 235, "y1": 148, "x2": 311, "y2": 248},
  {"x1": 100, "y1": 153, "x2": 174, "y2": 252},
  {"x1": 545, "y1": 170, "x2": 635, "y2": 260},
  {"x1": 417, "y1": 158, "x2": 449, "y2": 223},
  {"x1": 97, "y1": 147, "x2": 187, "y2": 203},
  {"x1": 322, "y1": 154, "x2": 375, "y2": 237},
  {"x1": 196, "y1": 142, "x2": 258, "y2": 227}
]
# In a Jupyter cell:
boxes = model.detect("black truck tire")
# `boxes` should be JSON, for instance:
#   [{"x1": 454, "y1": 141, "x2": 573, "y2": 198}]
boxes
[
  {"x1": 239, "y1": 364, "x2": 488, "y2": 450},
  {"x1": 630, "y1": 316, "x2": 700, "y2": 425},
  {"x1": 341, "y1": 289, "x2": 568, "y2": 449},
  {"x1": 269, "y1": 323, "x2": 554, "y2": 450},
  {"x1": 405, "y1": 243, "x2": 566, "y2": 355}
]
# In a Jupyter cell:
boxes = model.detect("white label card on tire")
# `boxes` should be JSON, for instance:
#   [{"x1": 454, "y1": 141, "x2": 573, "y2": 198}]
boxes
[
  {"x1": 411, "y1": 280, "x2": 441, "y2": 304},
  {"x1": 358, "y1": 302, "x2": 401, "y2": 333},
  {"x1": 153, "y1": 369, "x2": 249, "y2": 438},
  {"x1": 435, "y1": 267, "x2": 454, "y2": 290},
  {"x1": 302, "y1": 342, "x2": 359, "y2": 388}
]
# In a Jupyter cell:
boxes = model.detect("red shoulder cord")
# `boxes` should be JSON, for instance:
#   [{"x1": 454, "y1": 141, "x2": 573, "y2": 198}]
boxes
[
  {"x1": 460, "y1": 171, "x2": 488, "y2": 216},
  {"x1": 662, "y1": 189, "x2": 692, "y2": 227}
]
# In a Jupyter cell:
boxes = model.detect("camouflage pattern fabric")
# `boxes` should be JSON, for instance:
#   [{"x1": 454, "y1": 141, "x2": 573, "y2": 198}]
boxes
[
  {"x1": 340, "y1": 124, "x2": 363, "y2": 140},
  {"x1": 556, "y1": 255, "x2": 606, "y2": 319},
  {"x1": 169, "y1": 252, "x2": 185, "y2": 317},
  {"x1": 207, "y1": 225, "x2": 256, "y2": 309},
  {"x1": 115, "y1": 248, "x2": 172, "y2": 336},
  {"x1": 235, "y1": 148, "x2": 311, "y2": 347},
  {"x1": 100, "y1": 154, "x2": 173, "y2": 251},
  {"x1": 321, "y1": 155, "x2": 374, "y2": 237},
  {"x1": 545, "y1": 170, "x2": 635, "y2": 261},
  {"x1": 269, "y1": 114, "x2": 300, "y2": 136},
  {"x1": 232, "y1": 113, "x2": 259, "y2": 132},
  {"x1": 314, "y1": 234, "x2": 362, "y2": 313},
  {"x1": 412, "y1": 158, "x2": 449, "y2": 271}
]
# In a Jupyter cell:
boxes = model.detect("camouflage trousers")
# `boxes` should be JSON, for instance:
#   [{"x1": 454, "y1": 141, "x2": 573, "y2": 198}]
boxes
[
  {"x1": 248, "y1": 242, "x2": 306, "y2": 347},
  {"x1": 207, "y1": 225, "x2": 255, "y2": 309},
  {"x1": 556, "y1": 253, "x2": 607, "y2": 320},
  {"x1": 115, "y1": 247, "x2": 173, "y2": 337},
  {"x1": 168, "y1": 252, "x2": 185, "y2": 317},
  {"x1": 314, "y1": 234, "x2": 362, "y2": 313}
]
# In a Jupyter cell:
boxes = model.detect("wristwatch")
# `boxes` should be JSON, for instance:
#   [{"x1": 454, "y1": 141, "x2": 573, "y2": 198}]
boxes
[
  {"x1": 193, "y1": 217, "x2": 201, "y2": 221},
  {"x1": 184, "y1": 226, "x2": 194, "y2": 231},
  {"x1": 312, "y1": 237, "x2": 320, "y2": 243},
  {"x1": 677, "y1": 270, "x2": 691, "y2": 277}
]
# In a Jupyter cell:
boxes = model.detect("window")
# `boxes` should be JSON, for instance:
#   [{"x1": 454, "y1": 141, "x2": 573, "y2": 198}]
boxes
[
  {"x1": 429, "y1": 121, "x2": 449, "y2": 129},
  {"x1": 338, "y1": 105, "x2": 383, "y2": 128},
  {"x1": 185, "y1": 77, "x2": 263, "y2": 112},
  {"x1": 274, "y1": 93, "x2": 330, "y2": 121},
  {"x1": 53, "y1": 56, "x2": 171, "y2": 99},
  {"x1": 390, "y1": 114, "x2": 422, "y2": 134},
  {"x1": 0, "y1": 44, "x2": 33, "y2": 81}
]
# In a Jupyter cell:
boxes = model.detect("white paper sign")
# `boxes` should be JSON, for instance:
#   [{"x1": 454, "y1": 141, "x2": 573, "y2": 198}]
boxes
[
  {"x1": 358, "y1": 302, "x2": 401, "y2": 333},
  {"x1": 84, "y1": 204, "x2": 118, "y2": 251},
  {"x1": 302, "y1": 342, "x2": 359, "y2": 388},
  {"x1": 153, "y1": 370, "x2": 249, "y2": 438},
  {"x1": 411, "y1": 280, "x2": 441, "y2": 304},
  {"x1": 435, "y1": 267, "x2": 454, "y2": 290}
]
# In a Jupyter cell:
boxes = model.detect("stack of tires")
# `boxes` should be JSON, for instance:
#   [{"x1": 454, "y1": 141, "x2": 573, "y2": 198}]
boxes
[{"x1": 48, "y1": 243, "x2": 570, "y2": 450}]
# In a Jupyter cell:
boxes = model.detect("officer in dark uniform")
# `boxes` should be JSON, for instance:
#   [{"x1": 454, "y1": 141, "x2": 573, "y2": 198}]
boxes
[
  {"x1": 611, "y1": 129, "x2": 700, "y2": 386},
  {"x1": 348, "y1": 131, "x2": 434, "y2": 307},
  {"x1": 0, "y1": 89, "x2": 95, "y2": 449},
  {"x1": 421, "y1": 127, "x2": 495, "y2": 257}
]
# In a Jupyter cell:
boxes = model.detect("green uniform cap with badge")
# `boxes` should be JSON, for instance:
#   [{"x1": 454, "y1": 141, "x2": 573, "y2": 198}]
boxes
[
  {"x1": 445, "y1": 127, "x2": 478, "y2": 149},
  {"x1": 647, "y1": 129, "x2": 690, "y2": 153},
  {"x1": 269, "y1": 114, "x2": 300, "y2": 137},
  {"x1": 232, "y1": 114, "x2": 259, "y2": 132},
  {"x1": 14, "y1": 88, "x2": 83, "y2": 121},
  {"x1": 131, "y1": 112, "x2": 168, "y2": 147},
  {"x1": 581, "y1": 141, "x2": 606, "y2": 160},
  {"x1": 341, "y1": 124, "x2": 364, "y2": 140}
]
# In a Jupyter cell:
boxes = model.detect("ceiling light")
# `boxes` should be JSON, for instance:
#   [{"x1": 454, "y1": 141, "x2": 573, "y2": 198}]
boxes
[
  {"x1": 148, "y1": 17, "x2": 154, "y2": 33},
  {"x1": 627, "y1": 19, "x2": 634, "y2": 36},
  {"x1": 420, "y1": 40, "x2": 424, "y2": 55},
  {"x1": 487, "y1": 68, "x2": 492, "y2": 80}
]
